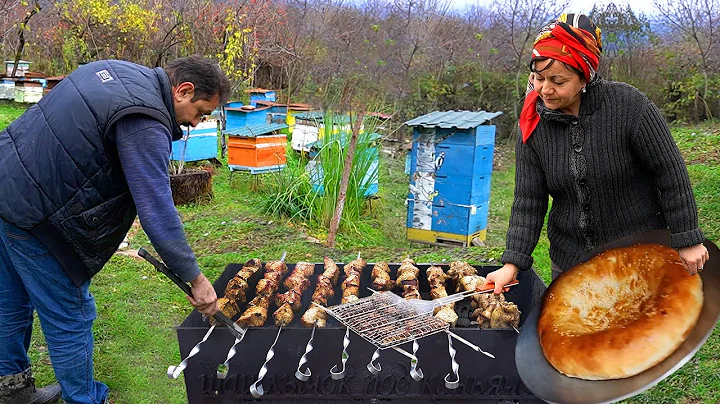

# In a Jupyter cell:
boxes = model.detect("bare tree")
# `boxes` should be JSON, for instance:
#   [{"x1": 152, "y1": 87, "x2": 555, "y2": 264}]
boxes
[
  {"x1": 488, "y1": 0, "x2": 567, "y2": 125},
  {"x1": 653, "y1": 0, "x2": 720, "y2": 119}
]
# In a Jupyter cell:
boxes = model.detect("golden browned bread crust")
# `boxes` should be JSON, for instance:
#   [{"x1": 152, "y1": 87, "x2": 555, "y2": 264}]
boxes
[{"x1": 538, "y1": 244, "x2": 703, "y2": 380}]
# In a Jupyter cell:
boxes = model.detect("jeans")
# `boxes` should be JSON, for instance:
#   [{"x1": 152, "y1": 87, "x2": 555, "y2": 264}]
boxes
[{"x1": 0, "y1": 218, "x2": 108, "y2": 404}]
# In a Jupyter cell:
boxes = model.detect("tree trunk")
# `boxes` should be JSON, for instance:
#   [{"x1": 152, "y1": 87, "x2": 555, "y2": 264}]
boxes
[
  {"x1": 326, "y1": 109, "x2": 365, "y2": 248},
  {"x1": 11, "y1": 2, "x2": 40, "y2": 77}
]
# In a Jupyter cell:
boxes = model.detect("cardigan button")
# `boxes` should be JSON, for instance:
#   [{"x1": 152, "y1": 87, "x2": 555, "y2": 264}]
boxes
[
  {"x1": 573, "y1": 145, "x2": 582, "y2": 153},
  {"x1": 572, "y1": 120, "x2": 578, "y2": 125},
  {"x1": 579, "y1": 178, "x2": 587, "y2": 186}
]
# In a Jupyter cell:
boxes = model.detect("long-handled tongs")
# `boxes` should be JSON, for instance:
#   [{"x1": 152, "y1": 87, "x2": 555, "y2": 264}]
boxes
[{"x1": 138, "y1": 248, "x2": 245, "y2": 339}]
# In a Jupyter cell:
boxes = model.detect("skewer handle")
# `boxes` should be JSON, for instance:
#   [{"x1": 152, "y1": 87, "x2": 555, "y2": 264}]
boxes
[
  {"x1": 330, "y1": 327, "x2": 350, "y2": 380},
  {"x1": 444, "y1": 333, "x2": 460, "y2": 389},
  {"x1": 367, "y1": 348, "x2": 382, "y2": 375},
  {"x1": 410, "y1": 340, "x2": 424, "y2": 381},
  {"x1": 295, "y1": 324, "x2": 317, "y2": 381},
  {"x1": 167, "y1": 325, "x2": 216, "y2": 379},
  {"x1": 250, "y1": 326, "x2": 282, "y2": 398}
]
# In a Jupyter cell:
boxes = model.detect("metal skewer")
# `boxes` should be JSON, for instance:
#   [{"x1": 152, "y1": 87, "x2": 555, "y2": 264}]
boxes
[
  {"x1": 367, "y1": 348, "x2": 382, "y2": 375},
  {"x1": 445, "y1": 330, "x2": 494, "y2": 359},
  {"x1": 217, "y1": 330, "x2": 247, "y2": 379},
  {"x1": 295, "y1": 322, "x2": 317, "y2": 381},
  {"x1": 168, "y1": 325, "x2": 215, "y2": 379},
  {"x1": 444, "y1": 333, "x2": 460, "y2": 389},
  {"x1": 329, "y1": 253, "x2": 361, "y2": 380},
  {"x1": 410, "y1": 340, "x2": 424, "y2": 381},
  {"x1": 250, "y1": 325, "x2": 282, "y2": 398},
  {"x1": 218, "y1": 252, "x2": 286, "y2": 379},
  {"x1": 330, "y1": 327, "x2": 351, "y2": 379}
]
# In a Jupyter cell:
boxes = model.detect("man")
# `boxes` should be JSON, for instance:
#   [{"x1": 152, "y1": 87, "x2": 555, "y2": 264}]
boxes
[{"x1": 0, "y1": 55, "x2": 230, "y2": 404}]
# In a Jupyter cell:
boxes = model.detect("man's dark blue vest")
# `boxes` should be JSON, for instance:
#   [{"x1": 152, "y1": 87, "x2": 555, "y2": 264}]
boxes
[{"x1": 0, "y1": 60, "x2": 183, "y2": 286}]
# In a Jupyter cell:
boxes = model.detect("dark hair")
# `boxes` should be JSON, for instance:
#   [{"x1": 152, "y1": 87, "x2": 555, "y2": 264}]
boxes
[
  {"x1": 166, "y1": 55, "x2": 231, "y2": 104},
  {"x1": 530, "y1": 58, "x2": 584, "y2": 78}
]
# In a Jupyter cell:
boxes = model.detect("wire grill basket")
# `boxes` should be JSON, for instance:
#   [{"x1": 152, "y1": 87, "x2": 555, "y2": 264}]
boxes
[{"x1": 320, "y1": 291, "x2": 449, "y2": 349}]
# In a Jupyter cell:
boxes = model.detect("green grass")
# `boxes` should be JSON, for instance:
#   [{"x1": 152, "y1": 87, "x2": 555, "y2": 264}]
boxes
[{"x1": 0, "y1": 100, "x2": 715, "y2": 403}]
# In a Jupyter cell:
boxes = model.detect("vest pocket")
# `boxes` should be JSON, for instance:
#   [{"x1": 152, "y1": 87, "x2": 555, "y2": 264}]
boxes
[{"x1": 63, "y1": 192, "x2": 135, "y2": 260}]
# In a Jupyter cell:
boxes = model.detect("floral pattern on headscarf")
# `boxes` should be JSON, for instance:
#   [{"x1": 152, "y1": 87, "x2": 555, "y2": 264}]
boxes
[{"x1": 519, "y1": 13, "x2": 603, "y2": 143}]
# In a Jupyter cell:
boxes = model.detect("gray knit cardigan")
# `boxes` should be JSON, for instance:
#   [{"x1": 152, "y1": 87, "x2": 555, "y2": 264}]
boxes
[{"x1": 500, "y1": 78, "x2": 705, "y2": 272}]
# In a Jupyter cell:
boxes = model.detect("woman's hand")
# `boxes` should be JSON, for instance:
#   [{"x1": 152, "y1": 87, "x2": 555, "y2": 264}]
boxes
[
  {"x1": 678, "y1": 243, "x2": 709, "y2": 276},
  {"x1": 484, "y1": 263, "x2": 519, "y2": 294}
]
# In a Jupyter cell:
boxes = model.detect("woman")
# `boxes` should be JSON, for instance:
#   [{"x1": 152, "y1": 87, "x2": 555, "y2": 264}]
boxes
[{"x1": 485, "y1": 13, "x2": 709, "y2": 293}]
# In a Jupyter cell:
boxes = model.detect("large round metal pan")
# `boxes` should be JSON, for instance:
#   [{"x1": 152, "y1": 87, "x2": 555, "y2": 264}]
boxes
[{"x1": 516, "y1": 230, "x2": 720, "y2": 404}]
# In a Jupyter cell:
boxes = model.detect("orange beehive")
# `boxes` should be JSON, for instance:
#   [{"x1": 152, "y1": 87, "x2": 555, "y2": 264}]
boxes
[{"x1": 227, "y1": 134, "x2": 287, "y2": 168}]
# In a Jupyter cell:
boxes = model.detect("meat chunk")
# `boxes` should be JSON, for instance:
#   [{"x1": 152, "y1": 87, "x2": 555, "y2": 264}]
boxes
[
  {"x1": 273, "y1": 302, "x2": 295, "y2": 327},
  {"x1": 300, "y1": 306, "x2": 328, "y2": 328},
  {"x1": 323, "y1": 256, "x2": 340, "y2": 285},
  {"x1": 237, "y1": 305, "x2": 268, "y2": 327},
  {"x1": 371, "y1": 261, "x2": 395, "y2": 291}
]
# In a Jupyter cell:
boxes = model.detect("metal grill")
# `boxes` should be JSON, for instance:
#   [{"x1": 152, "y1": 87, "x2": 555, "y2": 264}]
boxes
[{"x1": 321, "y1": 291, "x2": 449, "y2": 349}]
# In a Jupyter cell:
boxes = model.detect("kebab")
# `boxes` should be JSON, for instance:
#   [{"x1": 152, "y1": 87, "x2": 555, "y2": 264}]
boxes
[
  {"x1": 447, "y1": 261, "x2": 478, "y2": 292},
  {"x1": 370, "y1": 261, "x2": 395, "y2": 291},
  {"x1": 426, "y1": 265, "x2": 458, "y2": 326},
  {"x1": 295, "y1": 257, "x2": 342, "y2": 381},
  {"x1": 396, "y1": 258, "x2": 420, "y2": 300},
  {"x1": 212, "y1": 258, "x2": 262, "y2": 325},
  {"x1": 236, "y1": 259, "x2": 288, "y2": 327},
  {"x1": 470, "y1": 293, "x2": 521, "y2": 329},
  {"x1": 272, "y1": 262, "x2": 315, "y2": 326},
  {"x1": 301, "y1": 256, "x2": 341, "y2": 328},
  {"x1": 341, "y1": 255, "x2": 366, "y2": 304}
]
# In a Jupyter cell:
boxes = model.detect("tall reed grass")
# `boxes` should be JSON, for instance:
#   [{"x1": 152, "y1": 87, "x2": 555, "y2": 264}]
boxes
[{"x1": 261, "y1": 112, "x2": 381, "y2": 233}]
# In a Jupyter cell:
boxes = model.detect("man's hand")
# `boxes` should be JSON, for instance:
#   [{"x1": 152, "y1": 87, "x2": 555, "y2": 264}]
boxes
[
  {"x1": 188, "y1": 273, "x2": 219, "y2": 316},
  {"x1": 484, "y1": 263, "x2": 519, "y2": 294},
  {"x1": 678, "y1": 243, "x2": 709, "y2": 276}
]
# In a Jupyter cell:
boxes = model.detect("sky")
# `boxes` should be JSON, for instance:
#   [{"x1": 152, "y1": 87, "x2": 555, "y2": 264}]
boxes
[{"x1": 450, "y1": 0, "x2": 658, "y2": 15}]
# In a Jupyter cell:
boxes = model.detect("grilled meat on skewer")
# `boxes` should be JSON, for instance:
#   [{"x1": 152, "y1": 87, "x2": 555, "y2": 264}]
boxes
[
  {"x1": 300, "y1": 306, "x2": 327, "y2": 328},
  {"x1": 397, "y1": 258, "x2": 420, "y2": 300},
  {"x1": 256, "y1": 278, "x2": 280, "y2": 297},
  {"x1": 236, "y1": 261, "x2": 288, "y2": 327},
  {"x1": 343, "y1": 257, "x2": 367, "y2": 276},
  {"x1": 273, "y1": 302, "x2": 295, "y2": 327},
  {"x1": 322, "y1": 256, "x2": 340, "y2": 285},
  {"x1": 447, "y1": 261, "x2": 478, "y2": 292},
  {"x1": 458, "y1": 275, "x2": 486, "y2": 294},
  {"x1": 470, "y1": 293, "x2": 520, "y2": 329},
  {"x1": 340, "y1": 256, "x2": 365, "y2": 304},
  {"x1": 237, "y1": 295, "x2": 271, "y2": 327},
  {"x1": 301, "y1": 257, "x2": 341, "y2": 328},
  {"x1": 426, "y1": 265, "x2": 458, "y2": 326},
  {"x1": 370, "y1": 261, "x2": 395, "y2": 291},
  {"x1": 224, "y1": 258, "x2": 262, "y2": 301},
  {"x1": 216, "y1": 297, "x2": 240, "y2": 321},
  {"x1": 284, "y1": 262, "x2": 315, "y2": 289},
  {"x1": 210, "y1": 258, "x2": 262, "y2": 325},
  {"x1": 272, "y1": 262, "x2": 315, "y2": 326}
]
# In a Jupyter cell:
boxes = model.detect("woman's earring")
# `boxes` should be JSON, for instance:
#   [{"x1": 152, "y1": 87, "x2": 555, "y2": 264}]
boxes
[{"x1": 582, "y1": 87, "x2": 587, "y2": 93}]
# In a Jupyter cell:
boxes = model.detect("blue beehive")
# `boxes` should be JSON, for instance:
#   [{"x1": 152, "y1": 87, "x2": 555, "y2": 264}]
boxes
[
  {"x1": 224, "y1": 105, "x2": 271, "y2": 131},
  {"x1": 404, "y1": 110, "x2": 503, "y2": 247},
  {"x1": 246, "y1": 88, "x2": 276, "y2": 106},
  {"x1": 171, "y1": 119, "x2": 219, "y2": 162},
  {"x1": 305, "y1": 132, "x2": 382, "y2": 197}
]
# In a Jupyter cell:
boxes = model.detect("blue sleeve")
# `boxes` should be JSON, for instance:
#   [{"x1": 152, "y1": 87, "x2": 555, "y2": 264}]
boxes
[{"x1": 114, "y1": 115, "x2": 201, "y2": 283}]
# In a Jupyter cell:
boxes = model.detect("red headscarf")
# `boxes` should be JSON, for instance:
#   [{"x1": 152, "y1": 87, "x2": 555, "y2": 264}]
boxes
[{"x1": 519, "y1": 14, "x2": 602, "y2": 143}]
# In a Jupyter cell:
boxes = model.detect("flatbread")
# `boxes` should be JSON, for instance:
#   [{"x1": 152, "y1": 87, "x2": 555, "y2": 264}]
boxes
[{"x1": 538, "y1": 244, "x2": 703, "y2": 380}]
